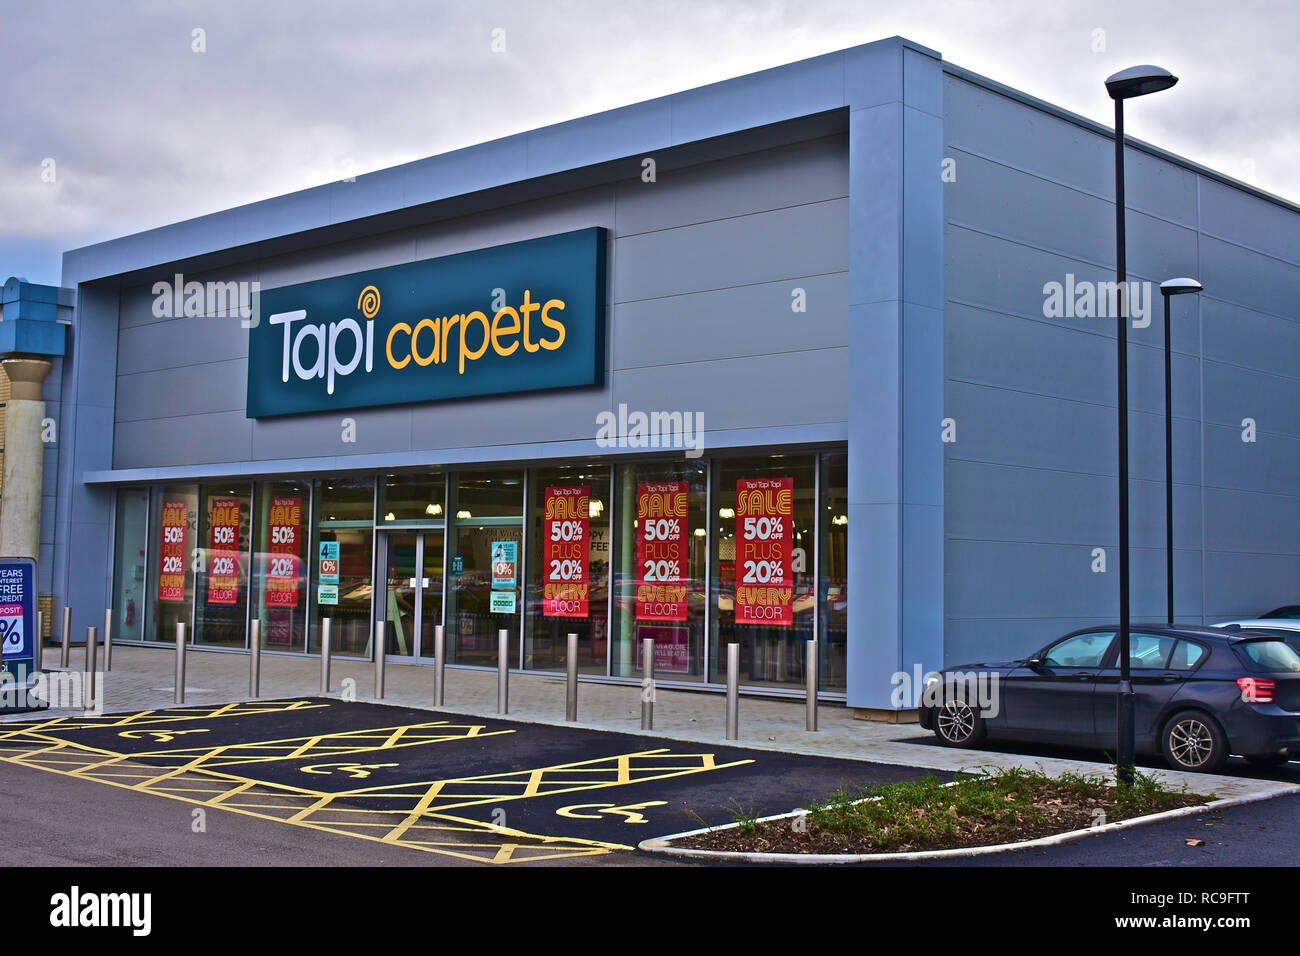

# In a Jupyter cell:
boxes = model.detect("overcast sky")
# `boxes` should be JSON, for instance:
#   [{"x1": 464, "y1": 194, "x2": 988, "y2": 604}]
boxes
[{"x1": 1, "y1": 0, "x2": 1294, "y2": 286}]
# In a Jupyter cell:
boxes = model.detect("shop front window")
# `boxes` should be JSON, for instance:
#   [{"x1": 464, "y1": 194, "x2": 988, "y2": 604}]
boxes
[
  {"x1": 444, "y1": 470, "x2": 524, "y2": 666},
  {"x1": 711, "y1": 454, "x2": 816, "y2": 687},
  {"x1": 149, "y1": 484, "x2": 198, "y2": 643},
  {"x1": 110, "y1": 448, "x2": 844, "y2": 689},
  {"x1": 524, "y1": 465, "x2": 611, "y2": 674},
  {"x1": 819, "y1": 452, "x2": 848, "y2": 691},
  {"x1": 311, "y1": 477, "x2": 374, "y2": 657},
  {"x1": 193, "y1": 484, "x2": 252, "y2": 648},
  {"x1": 111, "y1": 487, "x2": 151, "y2": 643},
  {"x1": 612, "y1": 460, "x2": 707, "y2": 682},
  {"x1": 252, "y1": 480, "x2": 310, "y2": 652},
  {"x1": 378, "y1": 472, "x2": 446, "y2": 525}
]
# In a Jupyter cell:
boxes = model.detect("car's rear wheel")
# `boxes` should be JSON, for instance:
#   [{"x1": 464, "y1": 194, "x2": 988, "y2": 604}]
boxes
[
  {"x1": 1161, "y1": 710, "x2": 1228, "y2": 773},
  {"x1": 934, "y1": 694, "x2": 986, "y2": 748}
]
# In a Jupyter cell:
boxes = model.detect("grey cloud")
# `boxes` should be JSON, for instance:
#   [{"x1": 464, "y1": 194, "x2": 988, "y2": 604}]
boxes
[{"x1": 1, "y1": 0, "x2": 1294, "y2": 285}]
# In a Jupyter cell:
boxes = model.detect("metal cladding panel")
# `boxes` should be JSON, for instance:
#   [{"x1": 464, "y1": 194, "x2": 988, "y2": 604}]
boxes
[
  {"x1": 112, "y1": 135, "x2": 851, "y2": 469},
  {"x1": 942, "y1": 70, "x2": 1300, "y2": 663}
]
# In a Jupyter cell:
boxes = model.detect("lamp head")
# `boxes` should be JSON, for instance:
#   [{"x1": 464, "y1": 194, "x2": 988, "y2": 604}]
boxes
[
  {"x1": 1160, "y1": 277, "x2": 1203, "y2": 297},
  {"x1": 1106, "y1": 65, "x2": 1178, "y2": 100}
]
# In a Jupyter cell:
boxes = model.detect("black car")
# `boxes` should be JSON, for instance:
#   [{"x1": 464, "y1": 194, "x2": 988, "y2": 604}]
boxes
[{"x1": 917, "y1": 624, "x2": 1300, "y2": 773}]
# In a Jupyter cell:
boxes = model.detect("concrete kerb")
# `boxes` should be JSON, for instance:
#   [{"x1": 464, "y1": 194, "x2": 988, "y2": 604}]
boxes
[{"x1": 637, "y1": 785, "x2": 1300, "y2": 864}]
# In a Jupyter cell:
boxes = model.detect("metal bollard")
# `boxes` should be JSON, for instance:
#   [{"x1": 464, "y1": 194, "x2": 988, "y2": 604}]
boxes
[
  {"x1": 61, "y1": 606, "x2": 71, "y2": 668},
  {"x1": 35, "y1": 610, "x2": 43, "y2": 672},
  {"x1": 641, "y1": 638, "x2": 655, "y2": 730},
  {"x1": 174, "y1": 622, "x2": 187, "y2": 704},
  {"x1": 433, "y1": 624, "x2": 446, "y2": 707},
  {"x1": 497, "y1": 629, "x2": 509, "y2": 715},
  {"x1": 565, "y1": 632, "x2": 578, "y2": 722},
  {"x1": 374, "y1": 620, "x2": 386, "y2": 699},
  {"x1": 249, "y1": 619, "x2": 262, "y2": 698},
  {"x1": 103, "y1": 608, "x2": 113, "y2": 672},
  {"x1": 805, "y1": 639, "x2": 818, "y2": 732},
  {"x1": 320, "y1": 618, "x2": 332, "y2": 694},
  {"x1": 726, "y1": 643, "x2": 739, "y2": 740},
  {"x1": 84, "y1": 626, "x2": 98, "y2": 712}
]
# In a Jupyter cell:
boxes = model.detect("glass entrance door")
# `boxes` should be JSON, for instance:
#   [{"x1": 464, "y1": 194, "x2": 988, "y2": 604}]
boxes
[{"x1": 378, "y1": 531, "x2": 444, "y2": 659}]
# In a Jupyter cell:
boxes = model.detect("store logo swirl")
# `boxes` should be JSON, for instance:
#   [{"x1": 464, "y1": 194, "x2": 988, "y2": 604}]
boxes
[{"x1": 357, "y1": 284, "x2": 381, "y2": 319}]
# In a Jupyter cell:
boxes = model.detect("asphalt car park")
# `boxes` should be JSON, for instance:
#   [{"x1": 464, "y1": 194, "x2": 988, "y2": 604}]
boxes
[{"x1": 0, "y1": 697, "x2": 944, "y2": 865}]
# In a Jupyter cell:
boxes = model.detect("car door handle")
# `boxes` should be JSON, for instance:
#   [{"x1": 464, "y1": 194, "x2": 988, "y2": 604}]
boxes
[{"x1": 1073, "y1": 673, "x2": 1095, "y2": 681}]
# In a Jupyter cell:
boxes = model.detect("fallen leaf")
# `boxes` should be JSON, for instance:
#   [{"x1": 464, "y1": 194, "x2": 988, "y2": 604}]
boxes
[{"x1": 1185, "y1": 839, "x2": 1205, "y2": 847}]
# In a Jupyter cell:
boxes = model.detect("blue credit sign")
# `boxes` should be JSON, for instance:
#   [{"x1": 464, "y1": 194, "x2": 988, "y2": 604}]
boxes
[
  {"x1": 247, "y1": 227, "x2": 607, "y2": 417},
  {"x1": 318, "y1": 540, "x2": 340, "y2": 585},
  {"x1": 0, "y1": 557, "x2": 37, "y2": 706},
  {"x1": 491, "y1": 541, "x2": 518, "y2": 590}
]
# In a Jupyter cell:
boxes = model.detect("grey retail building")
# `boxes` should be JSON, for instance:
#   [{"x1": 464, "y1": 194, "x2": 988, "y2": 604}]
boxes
[{"x1": 5, "y1": 36, "x2": 1295, "y2": 716}]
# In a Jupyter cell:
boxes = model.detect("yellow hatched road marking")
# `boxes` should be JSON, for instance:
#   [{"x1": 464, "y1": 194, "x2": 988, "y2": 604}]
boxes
[
  {"x1": 366, "y1": 748, "x2": 754, "y2": 845},
  {"x1": 0, "y1": 700, "x2": 327, "y2": 737},
  {"x1": 342, "y1": 748, "x2": 753, "y2": 808},
  {"x1": 286, "y1": 793, "x2": 340, "y2": 824},
  {"x1": 124, "y1": 721, "x2": 513, "y2": 768},
  {"x1": 3, "y1": 721, "x2": 512, "y2": 777},
  {"x1": 0, "y1": 712, "x2": 754, "y2": 865}
]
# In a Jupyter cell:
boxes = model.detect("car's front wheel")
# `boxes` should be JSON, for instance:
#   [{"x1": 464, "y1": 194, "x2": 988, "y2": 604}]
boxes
[
  {"x1": 934, "y1": 694, "x2": 986, "y2": 748},
  {"x1": 1161, "y1": 710, "x2": 1228, "y2": 773}
]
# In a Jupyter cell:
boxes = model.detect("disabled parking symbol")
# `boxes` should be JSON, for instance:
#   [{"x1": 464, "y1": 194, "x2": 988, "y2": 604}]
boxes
[{"x1": 555, "y1": 801, "x2": 667, "y2": 824}]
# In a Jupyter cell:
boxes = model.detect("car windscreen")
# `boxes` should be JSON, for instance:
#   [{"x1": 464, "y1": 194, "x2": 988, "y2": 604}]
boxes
[{"x1": 1232, "y1": 638, "x2": 1300, "y2": 673}]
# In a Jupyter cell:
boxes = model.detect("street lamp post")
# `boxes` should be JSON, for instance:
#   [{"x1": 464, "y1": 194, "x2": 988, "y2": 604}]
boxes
[
  {"x1": 1104, "y1": 65, "x2": 1178, "y2": 786},
  {"x1": 1160, "y1": 278, "x2": 1203, "y2": 627}
]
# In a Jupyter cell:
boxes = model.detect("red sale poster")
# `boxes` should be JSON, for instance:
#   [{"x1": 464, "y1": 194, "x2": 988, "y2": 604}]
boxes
[
  {"x1": 735, "y1": 477, "x2": 793, "y2": 626},
  {"x1": 266, "y1": 496, "x2": 302, "y2": 609},
  {"x1": 206, "y1": 498, "x2": 241, "y2": 605},
  {"x1": 158, "y1": 500, "x2": 188, "y2": 603},
  {"x1": 543, "y1": 485, "x2": 590, "y2": 618},
  {"x1": 635, "y1": 482, "x2": 688, "y2": 622}
]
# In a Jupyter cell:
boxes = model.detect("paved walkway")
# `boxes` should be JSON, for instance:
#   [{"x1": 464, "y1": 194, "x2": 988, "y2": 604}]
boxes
[{"x1": 8, "y1": 643, "x2": 1295, "y2": 802}]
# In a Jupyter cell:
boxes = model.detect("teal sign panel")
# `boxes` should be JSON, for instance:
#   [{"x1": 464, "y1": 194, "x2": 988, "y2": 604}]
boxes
[{"x1": 247, "y1": 228, "x2": 607, "y2": 417}]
